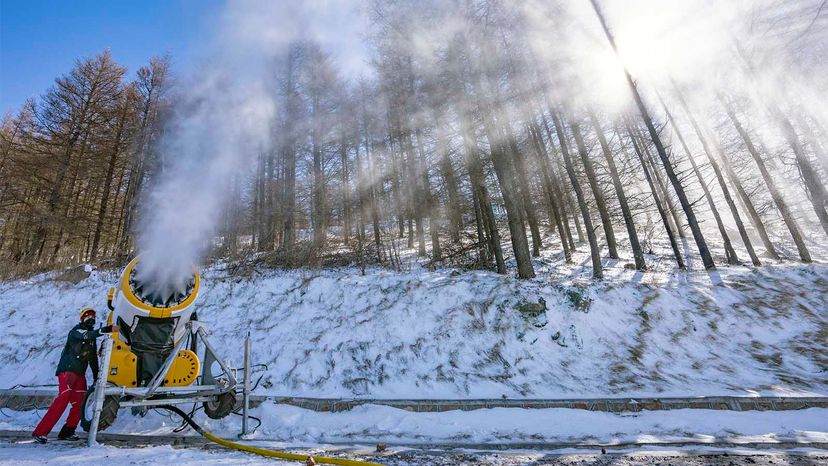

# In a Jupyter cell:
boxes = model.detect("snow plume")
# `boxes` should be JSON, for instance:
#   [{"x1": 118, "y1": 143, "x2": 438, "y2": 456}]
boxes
[{"x1": 136, "y1": 0, "x2": 367, "y2": 301}]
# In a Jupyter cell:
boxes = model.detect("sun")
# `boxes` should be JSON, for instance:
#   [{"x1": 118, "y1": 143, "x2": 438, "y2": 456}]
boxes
[{"x1": 609, "y1": 0, "x2": 727, "y2": 83}]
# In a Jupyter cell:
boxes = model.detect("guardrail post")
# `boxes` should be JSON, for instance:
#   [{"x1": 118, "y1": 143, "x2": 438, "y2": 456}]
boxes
[{"x1": 241, "y1": 332, "x2": 251, "y2": 437}]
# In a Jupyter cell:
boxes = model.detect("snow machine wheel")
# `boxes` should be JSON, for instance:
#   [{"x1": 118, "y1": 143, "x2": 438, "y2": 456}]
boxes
[
  {"x1": 80, "y1": 387, "x2": 120, "y2": 432},
  {"x1": 203, "y1": 391, "x2": 236, "y2": 419}
]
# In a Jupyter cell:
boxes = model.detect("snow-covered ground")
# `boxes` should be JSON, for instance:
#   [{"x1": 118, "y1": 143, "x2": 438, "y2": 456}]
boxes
[
  {"x1": 3, "y1": 402, "x2": 827, "y2": 446},
  {"x1": 0, "y1": 234, "x2": 826, "y2": 462},
  {"x1": 1, "y1": 401, "x2": 826, "y2": 464},
  {"x1": 1, "y1": 236, "x2": 826, "y2": 398}
]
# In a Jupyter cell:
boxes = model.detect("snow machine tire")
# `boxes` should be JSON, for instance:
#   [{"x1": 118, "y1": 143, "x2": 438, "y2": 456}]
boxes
[
  {"x1": 80, "y1": 388, "x2": 120, "y2": 432},
  {"x1": 203, "y1": 392, "x2": 236, "y2": 419}
]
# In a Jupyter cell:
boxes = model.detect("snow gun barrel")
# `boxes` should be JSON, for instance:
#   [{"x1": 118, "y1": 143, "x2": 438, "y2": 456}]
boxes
[{"x1": 108, "y1": 257, "x2": 200, "y2": 344}]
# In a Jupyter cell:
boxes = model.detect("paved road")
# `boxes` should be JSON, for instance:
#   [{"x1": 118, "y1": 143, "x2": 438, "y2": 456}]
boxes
[
  {"x1": 2, "y1": 431, "x2": 827, "y2": 465},
  {"x1": 381, "y1": 451, "x2": 828, "y2": 465}
]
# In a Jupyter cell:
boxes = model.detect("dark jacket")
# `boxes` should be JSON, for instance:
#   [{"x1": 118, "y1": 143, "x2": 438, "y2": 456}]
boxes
[{"x1": 55, "y1": 321, "x2": 112, "y2": 378}]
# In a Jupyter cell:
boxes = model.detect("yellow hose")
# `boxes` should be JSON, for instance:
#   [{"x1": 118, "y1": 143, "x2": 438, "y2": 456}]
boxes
[
  {"x1": 157, "y1": 404, "x2": 384, "y2": 466},
  {"x1": 203, "y1": 432, "x2": 385, "y2": 466}
]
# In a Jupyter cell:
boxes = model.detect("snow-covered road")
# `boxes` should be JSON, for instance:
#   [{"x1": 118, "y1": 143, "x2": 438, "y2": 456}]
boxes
[{"x1": 2, "y1": 402, "x2": 826, "y2": 446}]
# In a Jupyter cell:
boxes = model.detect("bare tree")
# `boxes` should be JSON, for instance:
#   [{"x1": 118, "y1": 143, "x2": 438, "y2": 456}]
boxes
[
  {"x1": 589, "y1": 110, "x2": 645, "y2": 270},
  {"x1": 551, "y1": 109, "x2": 603, "y2": 279},
  {"x1": 721, "y1": 96, "x2": 812, "y2": 262},
  {"x1": 589, "y1": 0, "x2": 715, "y2": 270}
]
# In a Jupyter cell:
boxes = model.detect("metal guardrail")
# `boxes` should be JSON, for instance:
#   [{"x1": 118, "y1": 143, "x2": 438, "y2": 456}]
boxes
[
  {"x1": 259, "y1": 395, "x2": 828, "y2": 412},
  {"x1": 2, "y1": 389, "x2": 826, "y2": 413}
]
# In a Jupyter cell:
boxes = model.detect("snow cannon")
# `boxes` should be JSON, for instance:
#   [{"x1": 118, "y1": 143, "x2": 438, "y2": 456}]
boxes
[
  {"x1": 81, "y1": 257, "x2": 240, "y2": 433},
  {"x1": 107, "y1": 256, "x2": 200, "y2": 387}
]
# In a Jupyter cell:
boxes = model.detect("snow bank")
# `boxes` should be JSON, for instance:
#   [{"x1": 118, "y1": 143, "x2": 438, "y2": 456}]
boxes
[
  {"x1": 2, "y1": 401, "x2": 826, "y2": 446},
  {"x1": 0, "y1": 254, "x2": 826, "y2": 399}
]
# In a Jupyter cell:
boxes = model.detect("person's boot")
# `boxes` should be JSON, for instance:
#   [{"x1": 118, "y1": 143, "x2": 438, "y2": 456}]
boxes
[
  {"x1": 57, "y1": 425, "x2": 79, "y2": 441},
  {"x1": 32, "y1": 433, "x2": 48, "y2": 444}
]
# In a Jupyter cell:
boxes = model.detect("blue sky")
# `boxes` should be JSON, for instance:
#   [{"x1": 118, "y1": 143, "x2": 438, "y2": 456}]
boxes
[{"x1": 1, "y1": 0, "x2": 221, "y2": 115}]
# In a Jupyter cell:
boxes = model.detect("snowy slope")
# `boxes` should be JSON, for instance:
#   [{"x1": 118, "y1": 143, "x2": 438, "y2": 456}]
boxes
[{"x1": 1, "y1": 240, "x2": 826, "y2": 399}]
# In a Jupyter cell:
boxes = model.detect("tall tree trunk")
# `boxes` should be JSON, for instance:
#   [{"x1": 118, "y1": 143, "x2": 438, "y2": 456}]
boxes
[
  {"x1": 635, "y1": 128, "x2": 684, "y2": 239},
  {"x1": 551, "y1": 109, "x2": 603, "y2": 279},
  {"x1": 772, "y1": 105, "x2": 828, "y2": 237},
  {"x1": 388, "y1": 132, "x2": 405, "y2": 239},
  {"x1": 282, "y1": 51, "x2": 300, "y2": 252},
  {"x1": 570, "y1": 119, "x2": 619, "y2": 259},
  {"x1": 528, "y1": 121, "x2": 572, "y2": 262},
  {"x1": 354, "y1": 129, "x2": 367, "y2": 243},
  {"x1": 312, "y1": 129, "x2": 326, "y2": 249},
  {"x1": 50, "y1": 129, "x2": 91, "y2": 263},
  {"x1": 282, "y1": 141, "x2": 296, "y2": 250},
  {"x1": 28, "y1": 127, "x2": 85, "y2": 261},
  {"x1": 392, "y1": 125, "x2": 415, "y2": 250},
  {"x1": 340, "y1": 135, "x2": 351, "y2": 245},
  {"x1": 364, "y1": 126, "x2": 383, "y2": 263},
  {"x1": 118, "y1": 130, "x2": 149, "y2": 255},
  {"x1": 731, "y1": 38, "x2": 828, "y2": 237},
  {"x1": 434, "y1": 115, "x2": 463, "y2": 243},
  {"x1": 722, "y1": 98, "x2": 811, "y2": 262},
  {"x1": 508, "y1": 134, "x2": 542, "y2": 256},
  {"x1": 590, "y1": 0, "x2": 714, "y2": 269},
  {"x1": 673, "y1": 87, "x2": 761, "y2": 266},
  {"x1": 406, "y1": 131, "x2": 427, "y2": 256},
  {"x1": 414, "y1": 127, "x2": 440, "y2": 260},
  {"x1": 460, "y1": 108, "x2": 505, "y2": 274},
  {"x1": 795, "y1": 113, "x2": 828, "y2": 179},
  {"x1": 91, "y1": 94, "x2": 131, "y2": 263},
  {"x1": 262, "y1": 145, "x2": 277, "y2": 251},
  {"x1": 252, "y1": 153, "x2": 265, "y2": 251},
  {"x1": 403, "y1": 144, "x2": 416, "y2": 250},
  {"x1": 588, "y1": 111, "x2": 645, "y2": 270},
  {"x1": 526, "y1": 124, "x2": 558, "y2": 232},
  {"x1": 722, "y1": 159, "x2": 778, "y2": 259},
  {"x1": 109, "y1": 155, "x2": 130, "y2": 257},
  {"x1": 540, "y1": 112, "x2": 582, "y2": 246},
  {"x1": 477, "y1": 103, "x2": 535, "y2": 279},
  {"x1": 252, "y1": 152, "x2": 262, "y2": 248},
  {"x1": 624, "y1": 123, "x2": 685, "y2": 269},
  {"x1": 471, "y1": 187, "x2": 489, "y2": 265},
  {"x1": 660, "y1": 97, "x2": 739, "y2": 265}
]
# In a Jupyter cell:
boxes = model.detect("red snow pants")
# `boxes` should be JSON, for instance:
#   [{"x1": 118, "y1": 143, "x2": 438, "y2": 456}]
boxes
[{"x1": 33, "y1": 371, "x2": 87, "y2": 436}]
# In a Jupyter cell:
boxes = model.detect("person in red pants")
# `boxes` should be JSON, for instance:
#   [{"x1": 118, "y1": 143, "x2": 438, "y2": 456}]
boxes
[{"x1": 32, "y1": 308, "x2": 118, "y2": 443}]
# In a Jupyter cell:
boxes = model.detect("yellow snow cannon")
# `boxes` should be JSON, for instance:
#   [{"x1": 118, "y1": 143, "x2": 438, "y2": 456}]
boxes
[{"x1": 81, "y1": 257, "x2": 239, "y2": 433}]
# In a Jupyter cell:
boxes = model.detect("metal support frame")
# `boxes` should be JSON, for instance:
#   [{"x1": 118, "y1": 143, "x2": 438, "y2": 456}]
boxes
[
  {"x1": 88, "y1": 321, "x2": 243, "y2": 447},
  {"x1": 104, "y1": 384, "x2": 227, "y2": 397},
  {"x1": 197, "y1": 326, "x2": 237, "y2": 387},
  {"x1": 88, "y1": 333, "x2": 114, "y2": 446},
  {"x1": 119, "y1": 396, "x2": 215, "y2": 407},
  {"x1": 98, "y1": 322, "x2": 237, "y2": 399}
]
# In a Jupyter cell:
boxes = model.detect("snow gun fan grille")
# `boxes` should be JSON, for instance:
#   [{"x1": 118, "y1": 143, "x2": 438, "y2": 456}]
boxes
[{"x1": 128, "y1": 267, "x2": 196, "y2": 308}]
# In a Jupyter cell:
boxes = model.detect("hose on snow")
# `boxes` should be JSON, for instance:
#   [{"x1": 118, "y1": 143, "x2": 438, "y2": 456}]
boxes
[{"x1": 155, "y1": 405, "x2": 384, "y2": 466}]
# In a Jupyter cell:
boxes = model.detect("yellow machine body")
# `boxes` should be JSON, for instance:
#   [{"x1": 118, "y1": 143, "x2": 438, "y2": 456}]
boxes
[
  {"x1": 105, "y1": 256, "x2": 201, "y2": 388},
  {"x1": 105, "y1": 328, "x2": 201, "y2": 387}
]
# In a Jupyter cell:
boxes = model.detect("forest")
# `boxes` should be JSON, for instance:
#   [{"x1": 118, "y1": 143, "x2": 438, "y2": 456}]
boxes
[{"x1": 1, "y1": 0, "x2": 826, "y2": 279}]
